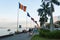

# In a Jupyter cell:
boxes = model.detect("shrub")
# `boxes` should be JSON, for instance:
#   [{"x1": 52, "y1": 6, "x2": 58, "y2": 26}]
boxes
[
  {"x1": 39, "y1": 29, "x2": 60, "y2": 39},
  {"x1": 39, "y1": 29, "x2": 50, "y2": 37}
]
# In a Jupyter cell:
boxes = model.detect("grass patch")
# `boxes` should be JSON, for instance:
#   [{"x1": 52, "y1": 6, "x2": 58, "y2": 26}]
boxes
[
  {"x1": 31, "y1": 35, "x2": 47, "y2": 40},
  {"x1": 39, "y1": 29, "x2": 60, "y2": 39},
  {"x1": 31, "y1": 35, "x2": 60, "y2": 40}
]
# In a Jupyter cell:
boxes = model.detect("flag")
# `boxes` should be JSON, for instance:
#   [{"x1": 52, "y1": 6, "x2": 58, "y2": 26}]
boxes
[
  {"x1": 19, "y1": 3, "x2": 20, "y2": 8},
  {"x1": 19, "y1": 3, "x2": 23, "y2": 10},
  {"x1": 42, "y1": 0, "x2": 51, "y2": 1},
  {"x1": 27, "y1": 12, "x2": 30, "y2": 17},
  {"x1": 31, "y1": 17, "x2": 34, "y2": 22},
  {"x1": 35, "y1": 21, "x2": 37, "y2": 24},
  {"x1": 19, "y1": 3, "x2": 27, "y2": 12},
  {"x1": 23, "y1": 6, "x2": 26, "y2": 12}
]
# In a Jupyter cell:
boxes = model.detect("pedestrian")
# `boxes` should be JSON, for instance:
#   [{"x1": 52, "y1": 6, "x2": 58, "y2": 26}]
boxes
[
  {"x1": 29, "y1": 28, "x2": 33, "y2": 36},
  {"x1": 33, "y1": 26, "x2": 38, "y2": 33}
]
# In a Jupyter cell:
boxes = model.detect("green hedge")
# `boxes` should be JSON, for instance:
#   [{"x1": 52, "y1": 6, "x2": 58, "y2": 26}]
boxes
[{"x1": 39, "y1": 29, "x2": 60, "y2": 39}]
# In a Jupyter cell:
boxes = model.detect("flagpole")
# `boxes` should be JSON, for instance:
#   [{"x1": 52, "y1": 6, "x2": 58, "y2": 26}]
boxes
[
  {"x1": 26, "y1": 13, "x2": 27, "y2": 28},
  {"x1": 17, "y1": 2, "x2": 20, "y2": 32},
  {"x1": 17, "y1": 9, "x2": 19, "y2": 32},
  {"x1": 17, "y1": 2, "x2": 27, "y2": 32}
]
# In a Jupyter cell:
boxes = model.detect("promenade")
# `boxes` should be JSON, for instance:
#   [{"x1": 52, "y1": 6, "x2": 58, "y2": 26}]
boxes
[{"x1": 0, "y1": 33, "x2": 31, "y2": 40}]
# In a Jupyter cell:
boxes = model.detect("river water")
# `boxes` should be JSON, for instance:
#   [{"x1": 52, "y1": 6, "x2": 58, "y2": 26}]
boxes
[
  {"x1": 0, "y1": 28, "x2": 17, "y2": 36},
  {"x1": 0, "y1": 27, "x2": 30, "y2": 36}
]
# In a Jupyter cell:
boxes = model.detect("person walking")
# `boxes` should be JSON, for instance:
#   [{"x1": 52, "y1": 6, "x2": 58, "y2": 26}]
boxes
[{"x1": 29, "y1": 28, "x2": 33, "y2": 36}]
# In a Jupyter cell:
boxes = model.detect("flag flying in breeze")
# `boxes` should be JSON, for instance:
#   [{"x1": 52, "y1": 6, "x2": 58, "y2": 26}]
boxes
[
  {"x1": 34, "y1": 21, "x2": 37, "y2": 24},
  {"x1": 19, "y1": 3, "x2": 39, "y2": 28},
  {"x1": 27, "y1": 12, "x2": 39, "y2": 27},
  {"x1": 27, "y1": 12, "x2": 30, "y2": 17},
  {"x1": 31, "y1": 17, "x2": 35, "y2": 22},
  {"x1": 19, "y1": 3, "x2": 27, "y2": 12},
  {"x1": 23, "y1": 6, "x2": 26, "y2": 12},
  {"x1": 27, "y1": 12, "x2": 37, "y2": 24}
]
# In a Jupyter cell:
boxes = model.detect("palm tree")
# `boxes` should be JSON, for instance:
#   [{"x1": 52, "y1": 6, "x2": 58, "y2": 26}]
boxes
[
  {"x1": 37, "y1": 2, "x2": 48, "y2": 29},
  {"x1": 49, "y1": 0, "x2": 60, "y2": 31},
  {"x1": 37, "y1": 0, "x2": 60, "y2": 31}
]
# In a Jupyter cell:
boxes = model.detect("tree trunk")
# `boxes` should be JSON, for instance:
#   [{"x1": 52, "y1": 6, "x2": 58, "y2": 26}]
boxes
[
  {"x1": 50, "y1": 1, "x2": 54, "y2": 31},
  {"x1": 50, "y1": 13, "x2": 54, "y2": 31}
]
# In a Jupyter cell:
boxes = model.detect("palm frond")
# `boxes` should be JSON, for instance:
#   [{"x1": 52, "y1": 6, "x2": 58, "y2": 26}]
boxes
[
  {"x1": 51, "y1": 4, "x2": 55, "y2": 12},
  {"x1": 46, "y1": 2, "x2": 49, "y2": 8},
  {"x1": 52, "y1": 0, "x2": 60, "y2": 5},
  {"x1": 37, "y1": 9, "x2": 44, "y2": 16},
  {"x1": 46, "y1": 7, "x2": 51, "y2": 16}
]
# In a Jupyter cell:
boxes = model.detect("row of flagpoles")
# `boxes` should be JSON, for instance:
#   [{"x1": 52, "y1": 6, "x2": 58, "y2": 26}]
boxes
[{"x1": 17, "y1": 3, "x2": 39, "y2": 32}]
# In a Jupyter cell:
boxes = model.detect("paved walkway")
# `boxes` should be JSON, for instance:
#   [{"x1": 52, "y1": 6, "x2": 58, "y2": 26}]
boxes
[
  {"x1": 0, "y1": 31, "x2": 39, "y2": 40},
  {"x1": 0, "y1": 33, "x2": 32, "y2": 40}
]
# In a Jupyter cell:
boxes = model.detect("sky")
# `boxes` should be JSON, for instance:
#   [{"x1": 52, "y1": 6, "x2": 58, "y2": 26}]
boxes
[{"x1": 0, "y1": 0, "x2": 60, "y2": 28}]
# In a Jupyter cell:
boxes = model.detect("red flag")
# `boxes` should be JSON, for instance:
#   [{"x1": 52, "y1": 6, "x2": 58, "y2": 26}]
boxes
[{"x1": 23, "y1": 6, "x2": 26, "y2": 12}]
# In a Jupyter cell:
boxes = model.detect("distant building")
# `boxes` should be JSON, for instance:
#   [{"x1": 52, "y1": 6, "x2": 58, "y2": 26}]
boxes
[
  {"x1": 53, "y1": 16, "x2": 57, "y2": 22},
  {"x1": 53, "y1": 16, "x2": 60, "y2": 22}
]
